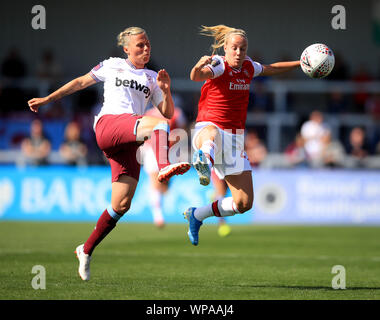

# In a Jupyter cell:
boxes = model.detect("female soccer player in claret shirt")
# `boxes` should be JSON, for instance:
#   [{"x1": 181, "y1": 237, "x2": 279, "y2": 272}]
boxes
[
  {"x1": 27, "y1": 27, "x2": 190, "y2": 280},
  {"x1": 184, "y1": 25, "x2": 300, "y2": 245}
]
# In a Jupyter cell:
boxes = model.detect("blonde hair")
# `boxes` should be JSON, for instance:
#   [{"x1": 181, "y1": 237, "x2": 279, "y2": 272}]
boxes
[
  {"x1": 117, "y1": 27, "x2": 147, "y2": 47},
  {"x1": 200, "y1": 25, "x2": 248, "y2": 55}
]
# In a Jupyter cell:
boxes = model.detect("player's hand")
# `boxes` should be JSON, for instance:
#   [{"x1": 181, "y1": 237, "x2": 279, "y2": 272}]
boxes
[
  {"x1": 196, "y1": 56, "x2": 213, "y2": 69},
  {"x1": 157, "y1": 69, "x2": 171, "y2": 93},
  {"x1": 27, "y1": 97, "x2": 50, "y2": 113}
]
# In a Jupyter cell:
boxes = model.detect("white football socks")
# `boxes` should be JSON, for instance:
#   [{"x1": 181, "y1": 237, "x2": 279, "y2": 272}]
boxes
[
  {"x1": 193, "y1": 203, "x2": 213, "y2": 221},
  {"x1": 193, "y1": 197, "x2": 241, "y2": 221},
  {"x1": 200, "y1": 140, "x2": 217, "y2": 171},
  {"x1": 219, "y1": 197, "x2": 240, "y2": 216},
  {"x1": 150, "y1": 189, "x2": 164, "y2": 224}
]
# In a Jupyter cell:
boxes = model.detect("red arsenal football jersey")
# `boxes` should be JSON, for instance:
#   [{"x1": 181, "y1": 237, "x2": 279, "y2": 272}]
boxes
[{"x1": 196, "y1": 55, "x2": 263, "y2": 131}]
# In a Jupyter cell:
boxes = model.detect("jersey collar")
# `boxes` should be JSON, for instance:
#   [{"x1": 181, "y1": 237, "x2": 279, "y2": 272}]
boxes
[
  {"x1": 125, "y1": 59, "x2": 137, "y2": 70},
  {"x1": 223, "y1": 56, "x2": 242, "y2": 72}
]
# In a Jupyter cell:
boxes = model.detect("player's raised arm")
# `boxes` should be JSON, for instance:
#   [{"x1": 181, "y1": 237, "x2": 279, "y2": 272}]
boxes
[
  {"x1": 27, "y1": 73, "x2": 97, "y2": 113},
  {"x1": 260, "y1": 60, "x2": 300, "y2": 77},
  {"x1": 190, "y1": 55, "x2": 214, "y2": 81},
  {"x1": 156, "y1": 69, "x2": 174, "y2": 119}
]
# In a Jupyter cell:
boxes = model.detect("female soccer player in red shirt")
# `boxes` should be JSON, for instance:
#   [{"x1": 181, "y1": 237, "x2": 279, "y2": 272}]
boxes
[
  {"x1": 184, "y1": 25, "x2": 300, "y2": 245},
  {"x1": 28, "y1": 27, "x2": 190, "y2": 280}
]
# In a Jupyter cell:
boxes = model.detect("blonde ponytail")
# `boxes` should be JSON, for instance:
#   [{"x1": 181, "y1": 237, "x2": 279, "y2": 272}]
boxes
[
  {"x1": 117, "y1": 27, "x2": 147, "y2": 47},
  {"x1": 199, "y1": 25, "x2": 247, "y2": 54}
]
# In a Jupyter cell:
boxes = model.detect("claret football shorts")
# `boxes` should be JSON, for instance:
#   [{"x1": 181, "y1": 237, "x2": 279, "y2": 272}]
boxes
[{"x1": 95, "y1": 113, "x2": 144, "y2": 182}]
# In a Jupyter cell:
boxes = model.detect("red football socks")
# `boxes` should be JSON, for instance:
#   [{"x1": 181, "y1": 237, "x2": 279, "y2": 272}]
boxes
[
  {"x1": 152, "y1": 123, "x2": 170, "y2": 170},
  {"x1": 83, "y1": 209, "x2": 118, "y2": 256}
]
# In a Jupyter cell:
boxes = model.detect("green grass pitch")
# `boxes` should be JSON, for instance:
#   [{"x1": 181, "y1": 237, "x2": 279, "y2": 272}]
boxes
[{"x1": 0, "y1": 221, "x2": 379, "y2": 300}]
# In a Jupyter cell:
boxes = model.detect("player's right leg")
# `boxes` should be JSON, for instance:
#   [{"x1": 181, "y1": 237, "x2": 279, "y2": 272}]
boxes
[
  {"x1": 210, "y1": 171, "x2": 231, "y2": 237},
  {"x1": 183, "y1": 171, "x2": 252, "y2": 246},
  {"x1": 224, "y1": 171, "x2": 254, "y2": 214},
  {"x1": 183, "y1": 207, "x2": 203, "y2": 246},
  {"x1": 137, "y1": 116, "x2": 190, "y2": 182}
]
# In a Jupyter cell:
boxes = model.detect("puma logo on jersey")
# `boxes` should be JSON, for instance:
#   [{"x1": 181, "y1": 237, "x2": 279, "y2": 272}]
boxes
[{"x1": 115, "y1": 77, "x2": 151, "y2": 98}]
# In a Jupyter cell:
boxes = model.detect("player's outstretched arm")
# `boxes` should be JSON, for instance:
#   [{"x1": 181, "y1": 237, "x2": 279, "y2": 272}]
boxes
[
  {"x1": 27, "y1": 73, "x2": 97, "y2": 113},
  {"x1": 260, "y1": 61, "x2": 300, "y2": 77},
  {"x1": 190, "y1": 56, "x2": 214, "y2": 82}
]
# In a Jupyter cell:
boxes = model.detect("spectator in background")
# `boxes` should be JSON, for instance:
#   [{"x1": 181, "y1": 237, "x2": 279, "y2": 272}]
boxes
[
  {"x1": 320, "y1": 131, "x2": 346, "y2": 168},
  {"x1": 365, "y1": 93, "x2": 380, "y2": 121},
  {"x1": 352, "y1": 63, "x2": 373, "y2": 113},
  {"x1": 346, "y1": 127, "x2": 370, "y2": 167},
  {"x1": 247, "y1": 50, "x2": 271, "y2": 113},
  {"x1": 284, "y1": 133, "x2": 309, "y2": 167},
  {"x1": 34, "y1": 49, "x2": 66, "y2": 119},
  {"x1": 300, "y1": 110, "x2": 330, "y2": 167},
  {"x1": 60, "y1": 121, "x2": 88, "y2": 166},
  {"x1": 249, "y1": 80, "x2": 271, "y2": 113},
  {"x1": 376, "y1": 140, "x2": 380, "y2": 155},
  {"x1": 20, "y1": 119, "x2": 51, "y2": 166},
  {"x1": 0, "y1": 47, "x2": 28, "y2": 113},
  {"x1": 244, "y1": 130, "x2": 267, "y2": 167},
  {"x1": 327, "y1": 88, "x2": 348, "y2": 114},
  {"x1": 1, "y1": 47, "x2": 27, "y2": 81},
  {"x1": 36, "y1": 49, "x2": 63, "y2": 89}
]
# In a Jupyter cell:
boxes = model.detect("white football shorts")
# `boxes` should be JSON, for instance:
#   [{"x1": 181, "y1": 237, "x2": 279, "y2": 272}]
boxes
[{"x1": 192, "y1": 121, "x2": 252, "y2": 179}]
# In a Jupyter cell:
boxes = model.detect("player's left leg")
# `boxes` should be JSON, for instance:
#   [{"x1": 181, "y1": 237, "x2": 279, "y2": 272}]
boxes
[
  {"x1": 90, "y1": 175, "x2": 138, "y2": 254},
  {"x1": 76, "y1": 175, "x2": 138, "y2": 281},
  {"x1": 184, "y1": 171, "x2": 252, "y2": 246},
  {"x1": 192, "y1": 124, "x2": 221, "y2": 186}
]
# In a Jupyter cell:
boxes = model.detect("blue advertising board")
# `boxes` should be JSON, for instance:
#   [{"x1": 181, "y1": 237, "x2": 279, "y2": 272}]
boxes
[
  {"x1": 252, "y1": 169, "x2": 380, "y2": 225},
  {"x1": 0, "y1": 165, "x2": 380, "y2": 225},
  {"x1": 0, "y1": 165, "x2": 248, "y2": 224}
]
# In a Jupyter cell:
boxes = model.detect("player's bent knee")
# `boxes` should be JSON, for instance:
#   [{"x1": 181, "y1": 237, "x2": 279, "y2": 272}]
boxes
[
  {"x1": 112, "y1": 200, "x2": 131, "y2": 215},
  {"x1": 155, "y1": 119, "x2": 169, "y2": 129},
  {"x1": 235, "y1": 199, "x2": 253, "y2": 213}
]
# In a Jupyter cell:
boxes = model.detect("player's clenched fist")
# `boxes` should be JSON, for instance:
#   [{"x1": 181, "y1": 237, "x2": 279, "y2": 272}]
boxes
[
  {"x1": 195, "y1": 56, "x2": 213, "y2": 70},
  {"x1": 27, "y1": 97, "x2": 50, "y2": 113}
]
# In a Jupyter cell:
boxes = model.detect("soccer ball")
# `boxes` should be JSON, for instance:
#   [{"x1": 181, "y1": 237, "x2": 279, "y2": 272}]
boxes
[{"x1": 300, "y1": 43, "x2": 335, "y2": 78}]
